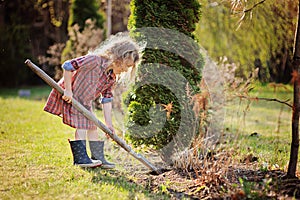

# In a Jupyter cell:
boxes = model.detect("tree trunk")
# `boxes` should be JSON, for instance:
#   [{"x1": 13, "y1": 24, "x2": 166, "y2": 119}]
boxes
[
  {"x1": 106, "y1": 0, "x2": 112, "y2": 37},
  {"x1": 288, "y1": 0, "x2": 300, "y2": 178}
]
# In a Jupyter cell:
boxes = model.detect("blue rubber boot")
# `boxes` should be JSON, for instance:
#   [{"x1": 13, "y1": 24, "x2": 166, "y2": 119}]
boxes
[
  {"x1": 89, "y1": 141, "x2": 115, "y2": 169},
  {"x1": 69, "y1": 140, "x2": 102, "y2": 168}
]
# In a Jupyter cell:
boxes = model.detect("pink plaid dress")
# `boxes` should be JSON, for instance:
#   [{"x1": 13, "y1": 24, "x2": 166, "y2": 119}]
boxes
[{"x1": 44, "y1": 55, "x2": 115, "y2": 130}]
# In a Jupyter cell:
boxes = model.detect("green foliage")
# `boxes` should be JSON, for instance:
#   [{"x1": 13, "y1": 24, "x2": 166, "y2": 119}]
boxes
[
  {"x1": 196, "y1": 0, "x2": 297, "y2": 83},
  {"x1": 0, "y1": 25, "x2": 33, "y2": 87},
  {"x1": 62, "y1": 0, "x2": 104, "y2": 62},
  {"x1": 126, "y1": 0, "x2": 203, "y2": 149},
  {"x1": 0, "y1": 1, "x2": 38, "y2": 87},
  {"x1": 69, "y1": 0, "x2": 104, "y2": 30}
]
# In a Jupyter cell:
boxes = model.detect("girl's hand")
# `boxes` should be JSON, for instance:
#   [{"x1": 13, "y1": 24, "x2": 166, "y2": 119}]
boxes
[
  {"x1": 105, "y1": 124, "x2": 114, "y2": 139},
  {"x1": 62, "y1": 90, "x2": 73, "y2": 103},
  {"x1": 103, "y1": 102, "x2": 114, "y2": 139}
]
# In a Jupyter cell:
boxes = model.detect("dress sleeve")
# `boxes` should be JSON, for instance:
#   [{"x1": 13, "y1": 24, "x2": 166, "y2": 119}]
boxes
[
  {"x1": 62, "y1": 55, "x2": 100, "y2": 71},
  {"x1": 100, "y1": 87, "x2": 113, "y2": 104},
  {"x1": 62, "y1": 61, "x2": 75, "y2": 71}
]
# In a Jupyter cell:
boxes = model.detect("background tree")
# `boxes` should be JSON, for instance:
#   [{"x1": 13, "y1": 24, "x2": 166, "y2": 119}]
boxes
[
  {"x1": 196, "y1": 0, "x2": 297, "y2": 83},
  {"x1": 0, "y1": 0, "x2": 131, "y2": 87},
  {"x1": 61, "y1": 0, "x2": 104, "y2": 62},
  {"x1": 102, "y1": 0, "x2": 131, "y2": 34},
  {"x1": 0, "y1": 0, "x2": 69, "y2": 87},
  {"x1": 43, "y1": 0, "x2": 131, "y2": 80},
  {"x1": 289, "y1": 0, "x2": 300, "y2": 178},
  {"x1": 223, "y1": 0, "x2": 299, "y2": 177},
  {"x1": 39, "y1": 19, "x2": 104, "y2": 81}
]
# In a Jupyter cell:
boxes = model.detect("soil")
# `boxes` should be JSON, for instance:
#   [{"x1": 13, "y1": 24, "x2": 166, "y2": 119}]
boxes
[
  {"x1": 114, "y1": 149, "x2": 300, "y2": 200},
  {"x1": 131, "y1": 163, "x2": 300, "y2": 199},
  {"x1": 106, "y1": 139, "x2": 300, "y2": 199}
]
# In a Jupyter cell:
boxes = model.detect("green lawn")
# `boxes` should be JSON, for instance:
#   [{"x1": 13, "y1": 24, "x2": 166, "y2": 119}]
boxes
[
  {"x1": 0, "y1": 86, "x2": 168, "y2": 200},
  {"x1": 225, "y1": 83, "x2": 294, "y2": 170},
  {"x1": 0, "y1": 83, "x2": 298, "y2": 199}
]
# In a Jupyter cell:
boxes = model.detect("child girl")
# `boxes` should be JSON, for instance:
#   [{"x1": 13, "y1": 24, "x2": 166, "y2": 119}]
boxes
[{"x1": 44, "y1": 33, "x2": 140, "y2": 168}]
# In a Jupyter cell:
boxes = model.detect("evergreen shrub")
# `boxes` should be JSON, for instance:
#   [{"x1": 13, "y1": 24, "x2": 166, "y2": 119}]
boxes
[{"x1": 125, "y1": 0, "x2": 204, "y2": 151}]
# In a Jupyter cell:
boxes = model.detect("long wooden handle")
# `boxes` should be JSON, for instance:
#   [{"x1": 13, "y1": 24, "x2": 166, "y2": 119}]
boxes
[{"x1": 25, "y1": 59, "x2": 160, "y2": 173}]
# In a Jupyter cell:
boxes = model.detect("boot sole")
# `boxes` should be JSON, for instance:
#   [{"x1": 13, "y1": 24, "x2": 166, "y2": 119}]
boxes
[
  {"x1": 101, "y1": 164, "x2": 115, "y2": 169},
  {"x1": 75, "y1": 163, "x2": 102, "y2": 168}
]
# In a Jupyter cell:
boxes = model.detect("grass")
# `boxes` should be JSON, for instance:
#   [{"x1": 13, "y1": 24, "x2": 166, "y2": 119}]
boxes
[
  {"x1": 0, "y1": 83, "x2": 298, "y2": 199},
  {"x1": 0, "y1": 86, "x2": 169, "y2": 200},
  {"x1": 224, "y1": 82, "x2": 295, "y2": 170},
  {"x1": 0, "y1": 85, "x2": 52, "y2": 100}
]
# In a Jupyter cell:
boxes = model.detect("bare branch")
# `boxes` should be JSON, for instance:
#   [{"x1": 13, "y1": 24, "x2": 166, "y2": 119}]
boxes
[
  {"x1": 231, "y1": 0, "x2": 267, "y2": 14},
  {"x1": 243, "y1": 0, "x2": 267, "y2": 13},
  {"x1": 237, "y1": 94, "x2": 293, "y2": 108},
  {"x1": 231, "y1": 0, "x2": 268, "y2": 30}
]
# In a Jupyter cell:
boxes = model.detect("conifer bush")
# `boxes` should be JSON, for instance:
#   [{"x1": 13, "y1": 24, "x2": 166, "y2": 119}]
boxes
[{"x1": 125, "y1": 0, "x2": 204, "y2": 152}]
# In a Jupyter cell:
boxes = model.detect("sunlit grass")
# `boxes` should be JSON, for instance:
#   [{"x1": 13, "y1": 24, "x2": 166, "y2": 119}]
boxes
[
  {"x1": 0, "y1": 85, "x2": 52, "y2": 100},
  {"x1": 0, "y1": 83, "x2": 297, "y2": 199},
  {"x1": 0, "y1": 87, "x2": 169, "y2": 200},
  {"x1": 224, "y1": 83, "x2": 294, "y2": 170}
]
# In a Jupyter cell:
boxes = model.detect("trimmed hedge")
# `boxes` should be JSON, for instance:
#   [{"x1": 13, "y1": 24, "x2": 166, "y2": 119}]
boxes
[{"x1": 125, "y1": 0, "x2": 204, "y2": 150}]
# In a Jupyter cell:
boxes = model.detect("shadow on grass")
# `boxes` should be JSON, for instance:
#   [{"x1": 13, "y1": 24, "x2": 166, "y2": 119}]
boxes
[{"x1": 85, "y1": 168, "x2": 170, "y2": 200}]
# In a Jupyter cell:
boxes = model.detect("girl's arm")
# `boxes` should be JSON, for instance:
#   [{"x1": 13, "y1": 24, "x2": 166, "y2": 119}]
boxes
[
  {"x1": 103, "y1": 102, "x2": 115, "y2": 135},
  {"x1": 62, "y1": 69, "x2": 73, "y2": 103}
]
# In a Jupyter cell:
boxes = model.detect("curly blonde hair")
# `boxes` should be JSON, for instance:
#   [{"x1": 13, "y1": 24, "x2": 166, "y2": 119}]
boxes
[{"x1": 89, "y1": 32, "x2": 142, "y2": 73}]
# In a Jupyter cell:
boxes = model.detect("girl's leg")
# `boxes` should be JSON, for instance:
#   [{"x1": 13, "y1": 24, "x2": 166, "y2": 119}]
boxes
[
  {"x1": 75, "y1": 129, "x2": 87, "y2": 140},
  {"x1": 87, "y1": 129, "x2": 99, "y2": 141}
]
